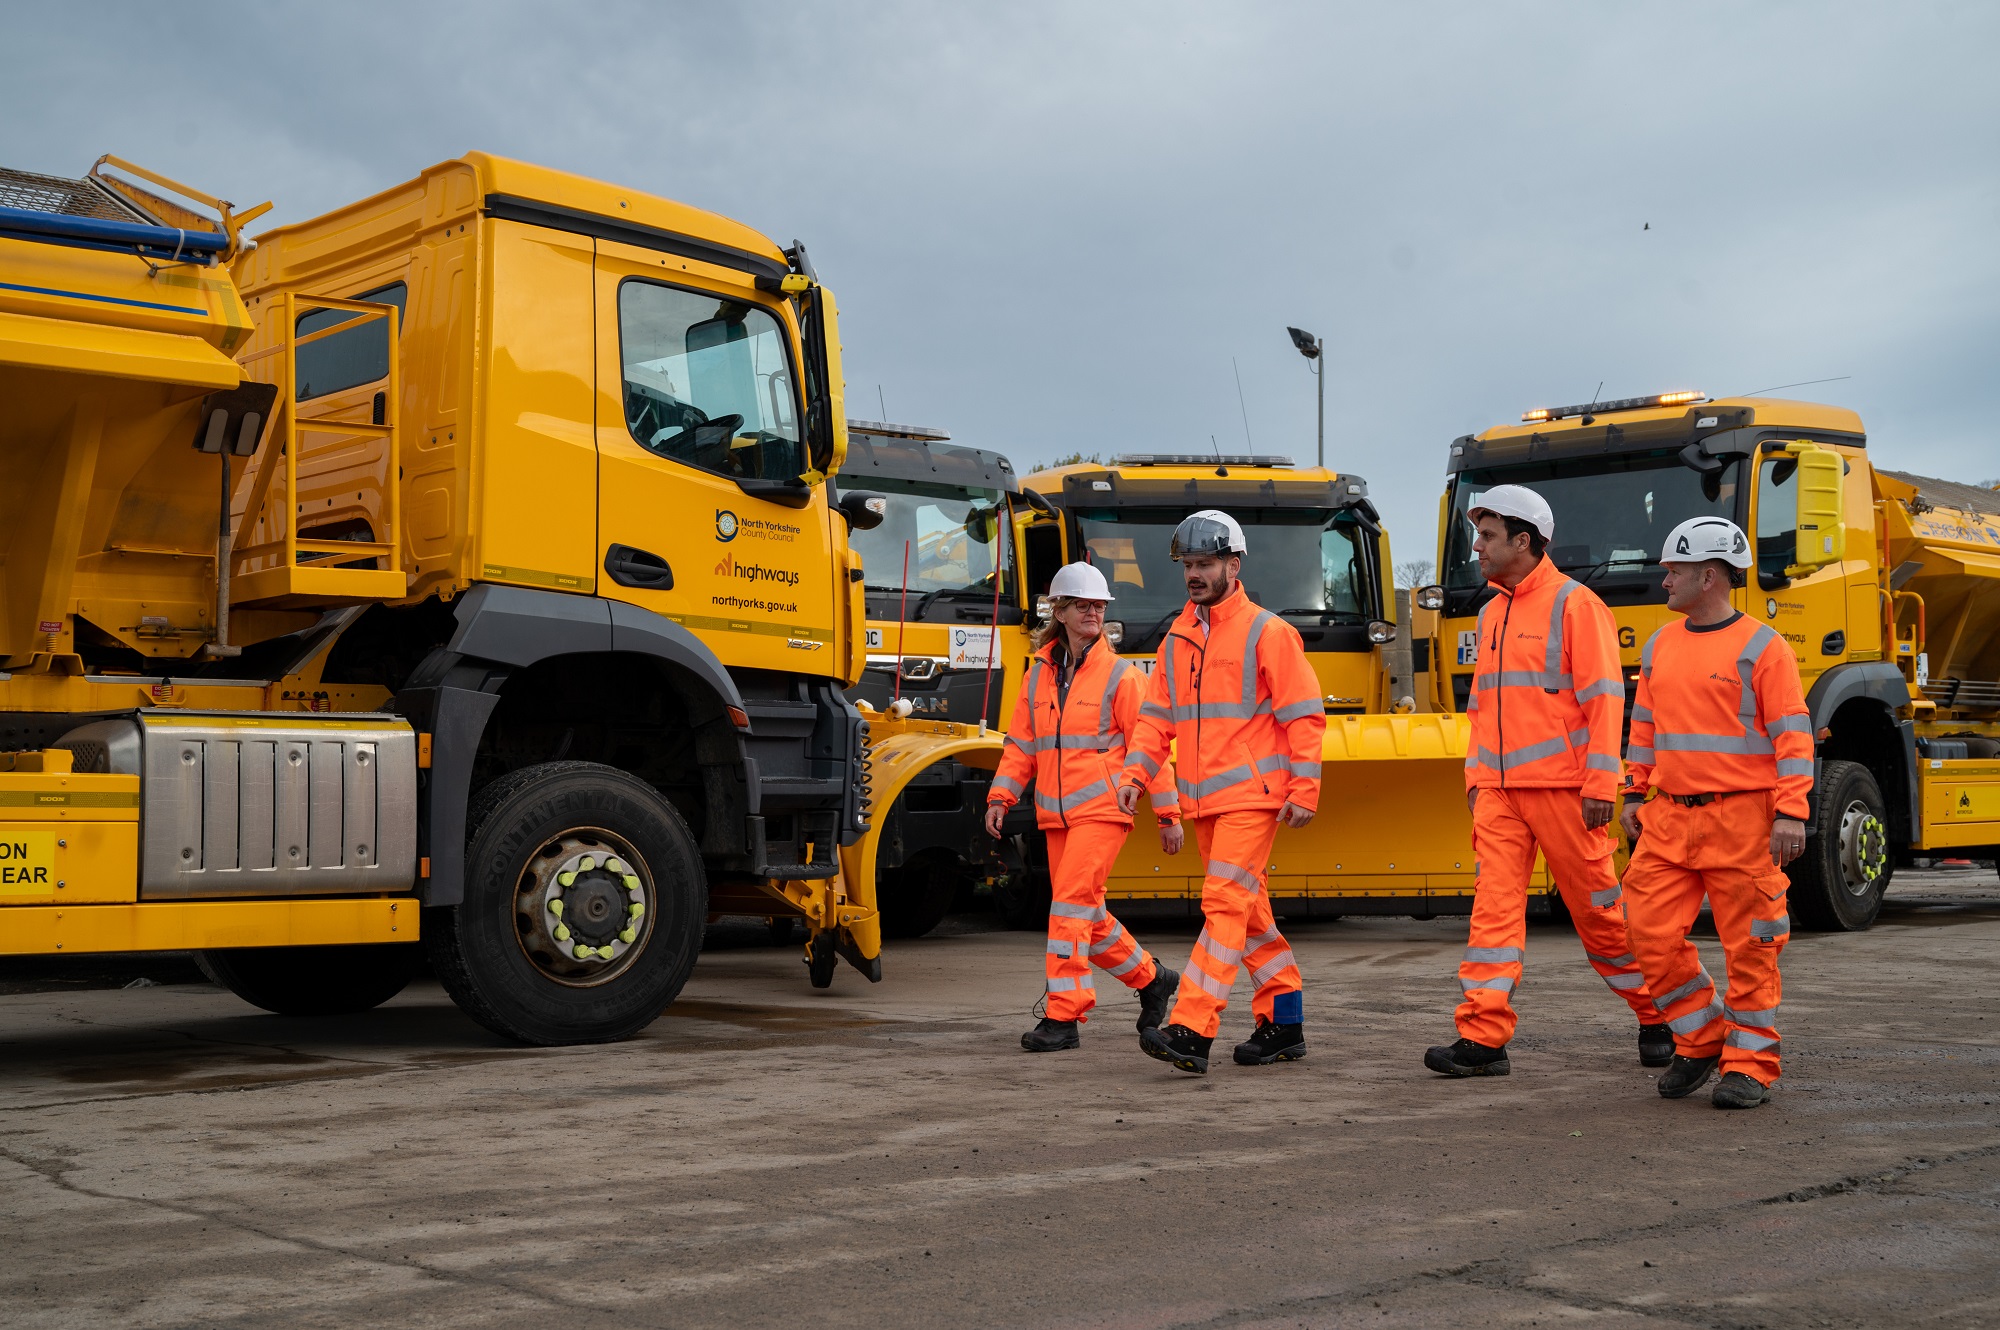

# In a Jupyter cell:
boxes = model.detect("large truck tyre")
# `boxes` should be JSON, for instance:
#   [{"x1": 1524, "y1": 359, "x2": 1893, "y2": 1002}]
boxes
[
  {"x1": 429, "y1": 761, "x2": 706, "y2": 1045},
  {"x1": 198, "y1": 943, "x2": 422, "y2": 1016},
  {"x1": 1790, "y1": 759, "x2": 1892, "y2": 932},
  {"x1": 878, "y1": 852, "x2": 967, "y2": 939}
]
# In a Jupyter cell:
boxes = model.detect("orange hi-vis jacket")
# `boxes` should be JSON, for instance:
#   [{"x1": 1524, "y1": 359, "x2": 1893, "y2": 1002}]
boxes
[
  {"x1": 1624, "y1": 613, "x2": 1814, "y2": 821},
  {"x1": 988, "y1": 635, "x2": 1177, "y2": 829},
  {"x1": 1120, "y1": 583, "x2": 1326, "y2": 817},
  {"x1": 1463, "y1": 555, "x2": 1626, "y2": 803}
]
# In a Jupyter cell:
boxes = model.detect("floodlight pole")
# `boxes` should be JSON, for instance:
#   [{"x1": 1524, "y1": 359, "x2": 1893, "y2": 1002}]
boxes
[{"x1": 1313, "y1": 336, "x2": 1324, "y2": 468}]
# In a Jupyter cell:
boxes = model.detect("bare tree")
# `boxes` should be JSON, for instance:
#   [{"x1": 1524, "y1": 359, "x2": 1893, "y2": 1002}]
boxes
[
  {"x1": 1394, "y1": 558, "x2": 1435, "y2": 590},
  {"x1": 1048, "y1": 450, "x2": 1105, "y2": 468}
]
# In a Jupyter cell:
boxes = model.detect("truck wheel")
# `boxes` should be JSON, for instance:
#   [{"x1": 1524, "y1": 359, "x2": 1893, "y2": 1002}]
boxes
[
  {"x1": 1790, "y1": 759, "x2": 1892, "y2": 932},
  {"x1": 428, "y1": 761, "x2": 706, "y2": 1045},
  {"x1": 197, "y1": 943, "x2": 421, "y2": 1016},
  {"x1": 878, "y1": 853, "x2": 965, "y2": 939}
]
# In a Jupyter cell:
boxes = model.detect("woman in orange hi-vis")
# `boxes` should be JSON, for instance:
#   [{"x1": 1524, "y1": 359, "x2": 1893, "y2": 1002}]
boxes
[
  {"x1": 985, "y1": 561, "x2": 1182, "y2": 1053},
  {"x1": 1115, "y1": 510, "x2": 1327, "y2": 1076},
  {"x1": 1620, "y1": 516, "x2": 1812, "y2": 1111},
  {"x1": 1424, "y1": 485, "x2": 1672, "y2": 1079}
]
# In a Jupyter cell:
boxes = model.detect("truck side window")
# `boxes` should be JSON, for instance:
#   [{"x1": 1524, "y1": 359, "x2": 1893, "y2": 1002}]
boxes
[
  {"x1": 619, "y1": 280, "x2": 803, "y2": 483},
  {"x1": 1755, "y1": 455, "x2": 1799, "y2": 582},
  {"x1": 295, "y1": 281, "x2": 406, "y2": 401}
]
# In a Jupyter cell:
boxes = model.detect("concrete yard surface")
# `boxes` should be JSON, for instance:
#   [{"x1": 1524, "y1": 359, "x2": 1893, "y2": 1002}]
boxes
[{"x1": 1, "y1": 869, "x2": 1996, "y2": 1329}]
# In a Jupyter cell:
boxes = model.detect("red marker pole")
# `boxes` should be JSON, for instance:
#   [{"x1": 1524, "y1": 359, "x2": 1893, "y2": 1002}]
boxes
[
  {"x1": 979, "y1": 521, "x2": 1006, "y2": 729},
  {"x1": 893, "y1": 540, "x2": 911, "y2": 705}
]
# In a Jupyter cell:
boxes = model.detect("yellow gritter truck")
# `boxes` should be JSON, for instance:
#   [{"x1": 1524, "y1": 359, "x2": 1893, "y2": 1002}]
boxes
[
  {"x1": 1416, "y1": 391, "x2": 2000, "y2": 929},
  {"x1": 0, "y1": 152, "x2": 897, "y2": 1041}
]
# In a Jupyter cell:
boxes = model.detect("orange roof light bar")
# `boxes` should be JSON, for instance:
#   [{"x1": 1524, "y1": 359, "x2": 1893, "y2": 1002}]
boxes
[{"x1": 1520, "y1": 390, "x2": 1706, "y2": 423}]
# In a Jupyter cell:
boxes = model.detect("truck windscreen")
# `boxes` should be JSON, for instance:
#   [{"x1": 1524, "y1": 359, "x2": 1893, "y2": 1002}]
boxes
[
  {"x1": 1442, "y1": 451, "x2": 1743, "y2": 608},
  {"x1": 1072, "y1": 506, "x2": 1369, "y2": 649},
  {"x1": 850, "y1": 478, "x2": 1012, "y2": 613}
]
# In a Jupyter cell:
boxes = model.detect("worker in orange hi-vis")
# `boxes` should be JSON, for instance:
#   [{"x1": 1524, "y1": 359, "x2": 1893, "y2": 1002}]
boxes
[
  {"x1": 985, "y1": 561, "x2": 1182, "y2": 1053},
  {"x1": 1620, "y1": 516, "x2": 1813, "y2": 1111},
  {"x1": 1114, "y1": 510, "x2": 1326, "y2": 1075},
  {"x1": 1424, "y1": 485, "x2": 1673, "y2": 1079}
]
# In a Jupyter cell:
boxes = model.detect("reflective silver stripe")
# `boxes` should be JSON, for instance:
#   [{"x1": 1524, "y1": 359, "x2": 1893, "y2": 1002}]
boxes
[
  {"x1": 1501, "y1": 734, "x2": 1573, "y2": 766},
  {"x1": 1173, "y1": 701, "x2": 1260, "y2": 720},
  {"x1": 1131, "y1": 751, "x2": 1162, "y2": 778},
  {"x1": 1193, "y1": 927, "x2": 1245, "y2": 967},
  {"x1": 1569, "y1": 727, "x2": 1591, "y2": 748},
  {"x1": 1208, "y1": 859, "x2": 1263, "y2": 893},
  {"x1": 1655, "y1": 732, "x2": 1776, "y2": 755},
  {"x1": 1466, "y1": 691, "x2": 1479, "y2": 711},
  {"x1": 1586, "y1": 951, "x2": 1636, "y2": 967},
  {"x1": 1589, "y1": 883, "x2": 1622, "y2": 907},
  {"x1": 1738, "y1": 625, "x2": 1778, "y2": 736},
  {"x1": 1768, "y1": 713, "x2": 1812, "y2": 734},
  {"x1": 1725, "y1": 1004, "x2": 1779, "y2": 1025},
  {"x1": 1183, "y1": 966, "x2": 1233, "y2": 999},
  {"x1": 1023, "y1": 661, "x2": 1044, "y2": 714},
  {"x1": 1046, "y1": 974, "x2": 1095, "y2": 993},
  {"x1": 1777, "y1": 758, "x2": 1815, "y2": 778},
  {"x1": 1640, "y1": 626, "x2": 1664, "y2": 677},
  {"x1": 1587, "y1": 753, "x2": 1622, "y2": 773},
  {"x1": 1724, "y1": 1029, "x2": 1779, "y2": 1052},
  {"x1": 1245, "y1": 925, "x2": 1282, "y2": 951},
  {"x1": 1004, "y1": 735, "x2": 1034, "y2": 755},
  {"x1": 1627, "y1": 745, "x2": 1655, "y2": 764},
  {"x1": 1546, "y1": 578, "x2": 1576, "y2": 677},
  {"x1": 1290, "y1": 760, "x2": 1322, "y2": 781},
  {"x1": 1750, "y1": 914, "x2": 1790, "y2": 940},
  {"x1": 1630, "y1": 704, "x2": 1654, "y2": 724},
  {"x1": 1153, "y1": 790, "x2": 1180, "y2": 808},
  {"x1": 1035, "y1": 778, "x2": 1111, "y2": 814},
  {"x1": 1574, "y1": 676, "x2": 1625, "y2": 705},
  {"x1": 1657, "y1": 969, "x2": 1715, "y2": 1008},
  {"x1": 1244, "y1": 610, "x2": 1276, "y2": 710},
  {"x1": 1274, "y1": 698, "x2": 1322, "y2": 722},
  {"x1": 1178, "y1": 754, "x2": 1289, "y2": 801},
  {"x1": 1463, "y1": 946, "x2": 1524, "y2": 964},
  {"x1": 1140, "y1": 700, "x2": 1173, "y2": 720},
  {"x1": 1087, "y1": 922, "x2": 1126, "y2": 955},
  {"x1": 1046, "y1": 938, "x2": 1075, "y2": 957},
  {"x1": 1050, "y1": 900, "x2": 1106, "y2": 921},
  {"x1": 1248, "y1": 949, "x2": 1298, "y2": 986},
  {"x1": 1477, "y1": 670, "x2": 1575, "y2": 691},
  {"x1": 1666, "y1": 999, "x2": 1724, "y2": 1034},
  {"x1": 1097, "y1": 656, "x2": 1133, "y2": 743},
  {"x1": 1161, "y1": 634, "x2": 1181, "y2": 712},
  {"x1": 1100, "y1": 949, "x2": 1146, "y2": 979},
  {"x1": 1460, "y1": 974, "x2": 1516, "y2": 993},
  {"x1": 1031, "y1": 733, "x2": 1118, "y2": 751},
  {"x1": 1603, "y1": 972, "x2": 1647, "y2": 990},
  {"x1": 1469, "y1": 745, "x2": 1502, "y2": 770},
  {"x1": 990, "y1": 773, "x2": 1025, "y2": 796}
]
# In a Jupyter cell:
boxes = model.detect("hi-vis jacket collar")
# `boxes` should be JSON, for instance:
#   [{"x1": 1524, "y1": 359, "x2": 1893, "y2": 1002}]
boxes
[
  {"x1": 1167, "y1": 581, "x2": 1253, "y2": 644},
  {"x1": 1488, "y1": 552, "x2": 1564, "y2": 601}
]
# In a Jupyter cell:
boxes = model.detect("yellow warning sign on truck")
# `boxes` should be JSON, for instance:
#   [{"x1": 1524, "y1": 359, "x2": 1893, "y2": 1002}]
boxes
[{"x1": 0, "y1": 831, "x2": 55, "y2": 897}]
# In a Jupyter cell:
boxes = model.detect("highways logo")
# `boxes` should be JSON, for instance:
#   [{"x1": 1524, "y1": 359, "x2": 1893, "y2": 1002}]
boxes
[{"x1": 715, "y1": 510, "x2": 739, "y2": 543}]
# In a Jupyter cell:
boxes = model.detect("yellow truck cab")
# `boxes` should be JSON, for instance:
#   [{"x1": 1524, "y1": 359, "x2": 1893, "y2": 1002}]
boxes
[
  {"x1": 1419, "y1": 391, "x2": 2000, "y2": 929},
  {"x1": 0, "y1": 153, "x2": 880, "y2": 1041}
]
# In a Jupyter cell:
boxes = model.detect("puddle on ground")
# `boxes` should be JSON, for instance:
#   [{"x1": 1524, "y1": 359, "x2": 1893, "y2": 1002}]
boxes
[{"x1": 1877, "y1": 901, "x2": 2000, "y2": 928}]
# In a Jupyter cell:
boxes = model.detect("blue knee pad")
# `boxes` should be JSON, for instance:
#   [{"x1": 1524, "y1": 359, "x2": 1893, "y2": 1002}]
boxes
[{"x1": 1273, "y1": 991, "x2": 1303, "y2": 1025}]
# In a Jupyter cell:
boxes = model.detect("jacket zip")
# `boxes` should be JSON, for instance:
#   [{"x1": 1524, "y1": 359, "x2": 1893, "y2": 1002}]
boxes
[{"x1": 1493, "y1": 589, "x2": 1515, "y2": 788}]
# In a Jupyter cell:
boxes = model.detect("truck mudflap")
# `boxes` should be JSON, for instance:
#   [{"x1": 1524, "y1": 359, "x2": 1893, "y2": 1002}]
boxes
[
  {"x1": 759, "y1": 714, "x2": 1002, "y2": 986},
  {"x1": 1102, "y1": 712, "x2": 1552, "y2": 908}
]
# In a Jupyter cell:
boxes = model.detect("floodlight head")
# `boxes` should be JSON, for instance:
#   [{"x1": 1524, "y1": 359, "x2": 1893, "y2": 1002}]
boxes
[{"x1": 1286, "y1": 326, "x2": 1321, "y2": 358}]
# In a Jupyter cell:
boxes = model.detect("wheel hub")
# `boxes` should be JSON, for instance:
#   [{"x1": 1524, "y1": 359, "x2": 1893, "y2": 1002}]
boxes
[
  {"x1": 514, "y1": 833, "x2": 652, "y2": 986},
  {"x1": 1837, "y1": 800, "x2": 1888, "y2": 899}
]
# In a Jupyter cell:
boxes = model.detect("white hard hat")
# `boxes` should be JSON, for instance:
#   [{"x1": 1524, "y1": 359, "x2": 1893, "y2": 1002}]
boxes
[
  {"x1": 1170, "y1": 509, "x2": 1247, "y2": 560},
  {"x1": 1048, "y1": 561, "x2": 1114, "y2": 601},
  {"x1": 1467, "y1": 484, "x2": 1554, "y2": 541},
  {"x1": 1661, "y1": 516, "x2": 1753, "y2": 569}
]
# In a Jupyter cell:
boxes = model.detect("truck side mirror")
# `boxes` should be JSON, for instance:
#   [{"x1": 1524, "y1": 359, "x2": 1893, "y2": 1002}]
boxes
[
  {"x1": 1785, "y1": 442, "x2": 1846, "y2": 577},
  {"x1": 838, "y1": 489, "x2": 886, "y2": 531}
]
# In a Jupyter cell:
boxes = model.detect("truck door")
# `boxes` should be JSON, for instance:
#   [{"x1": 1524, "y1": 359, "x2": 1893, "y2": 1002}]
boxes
[
  {"x1": 592, "y1": 241, "x2": 838, "y2": 672},
  {"x1": 1751, "y1": 446, "x2": 1843, "y2": 665}
]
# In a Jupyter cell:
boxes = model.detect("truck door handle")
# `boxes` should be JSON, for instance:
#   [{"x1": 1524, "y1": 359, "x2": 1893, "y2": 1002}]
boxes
[{"x1": 604, "y1": 544, "x2": 673, "y2": 589}]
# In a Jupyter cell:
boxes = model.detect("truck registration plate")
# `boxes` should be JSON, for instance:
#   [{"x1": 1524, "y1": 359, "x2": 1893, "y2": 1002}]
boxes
[{"x1": 0, "y1": 830, "x2": 55, "y2": 896}]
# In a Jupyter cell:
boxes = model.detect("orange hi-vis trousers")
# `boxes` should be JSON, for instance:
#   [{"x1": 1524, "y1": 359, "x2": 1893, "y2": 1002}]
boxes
[
  {"x1": 1044, "y1": 822, "x2": 1160, "y2": 1023},
  {"x1": 1622, "y1": 792, "x2": 1791, "y2": 1084},
  {"x1": 1168, "y1": 811, "x2": 1303, "y2": 1038},
  {"x1": 1456, "y1": 787, "x2": 1666, "y2": 1046}
]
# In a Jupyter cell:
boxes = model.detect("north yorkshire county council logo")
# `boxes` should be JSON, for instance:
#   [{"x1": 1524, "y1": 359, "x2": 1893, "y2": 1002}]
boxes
[{"x1": 715, "y1": 510, "x2": 739, "y2": 542}]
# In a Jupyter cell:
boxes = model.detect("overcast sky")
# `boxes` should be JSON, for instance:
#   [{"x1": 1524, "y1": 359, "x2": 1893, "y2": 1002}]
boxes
[{"x1": 8, "y1": 2, "x2": 1996, "y2": 566}]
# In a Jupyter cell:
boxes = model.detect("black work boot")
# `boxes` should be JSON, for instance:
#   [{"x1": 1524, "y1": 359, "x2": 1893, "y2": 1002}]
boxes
[
  {"x1": 1020, "y1": 1017, "x2": 1080, "y2": 1052},
  {"x1": 1135, "y1": 965, "x2": 1180, "y2": 1033},
  {"x1": 1637, "y1": 1023, "x2": 1675, "y2": 1068},
  {"x1": 1711, "y1": 1071, "x2": 1771, "y2": 1110},
  {"x1": 1424, "y1": 1037, "x2": 1511, "y2": 1077},
  {"x1": 1656, "y1": 1053, "x2": 1720, "y2": 1098},
  {"x1": 1234, "y1": 1020, "x2": 1307, "y2": 1065},
  {"x1": 1140, "y1": 1022, "x2": 1212, "y2": 1074}
]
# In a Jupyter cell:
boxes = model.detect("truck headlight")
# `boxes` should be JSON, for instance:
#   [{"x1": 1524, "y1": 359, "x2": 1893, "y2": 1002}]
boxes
[
  {"x1": 1368, "y1": 620, "x2": 1398, "y2": 644},
  {"x1": 1414, "y1": 584, "x2": 1445, "y2": 612}
]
